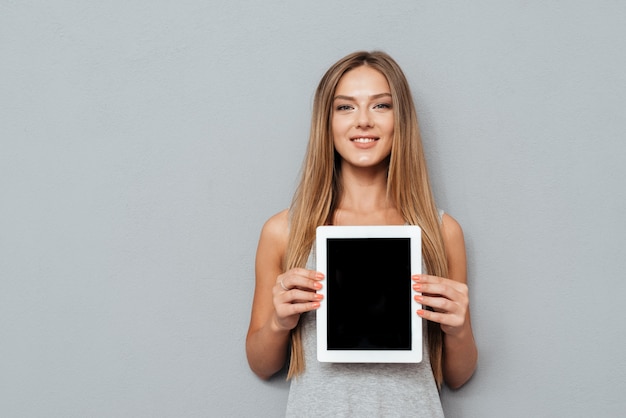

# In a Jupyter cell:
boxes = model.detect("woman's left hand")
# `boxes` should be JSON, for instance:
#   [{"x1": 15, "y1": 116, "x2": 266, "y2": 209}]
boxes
[{"x1": 412, "y1": 274, "x2": 469, "y2": 336}]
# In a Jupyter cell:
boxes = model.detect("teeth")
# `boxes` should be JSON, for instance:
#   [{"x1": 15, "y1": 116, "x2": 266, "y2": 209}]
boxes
[{"x1": 352, "y1": 138, "x2": 377, "y2": 143}]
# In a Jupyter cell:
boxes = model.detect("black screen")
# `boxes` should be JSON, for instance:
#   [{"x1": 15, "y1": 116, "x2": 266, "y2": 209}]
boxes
[{"x1": 326, "y1": 238, "x2": 412, "y2": 350}]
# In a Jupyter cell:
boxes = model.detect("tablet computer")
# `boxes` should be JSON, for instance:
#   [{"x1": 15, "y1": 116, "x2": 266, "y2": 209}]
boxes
[{"x1": 316, "y1": 225, "x2": 422, "y2": 363}]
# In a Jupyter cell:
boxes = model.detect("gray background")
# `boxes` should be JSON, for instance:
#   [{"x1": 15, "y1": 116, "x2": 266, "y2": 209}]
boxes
[{"x1": 1, "y1": 1, "x2": 625, "y2": 417}]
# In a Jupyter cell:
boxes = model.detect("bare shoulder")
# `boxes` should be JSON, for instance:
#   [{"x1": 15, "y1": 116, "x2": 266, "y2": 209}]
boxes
[
  {"x1": 257, "y1": 209, "x2": 290, "y2": 265},
  {"x1": 260, "y1": 209, "x2": 289, "y2": 246},
  {"x1": 441, "y1": 213, "x2": 467, "y2": 282},
  {"x1": 441, "y1": 213, "x2": 464, "y2": 245}
]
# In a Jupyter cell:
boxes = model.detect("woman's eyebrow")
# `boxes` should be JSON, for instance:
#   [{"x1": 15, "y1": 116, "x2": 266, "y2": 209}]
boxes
[{"x1": 333, "y1": 92, "x2": 392, "y2": 101}]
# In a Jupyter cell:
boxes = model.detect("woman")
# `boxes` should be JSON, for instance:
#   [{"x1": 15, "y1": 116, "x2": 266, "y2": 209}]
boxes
[{"x1": 246, "y1": 51, "x2": 477, "y2": 417}]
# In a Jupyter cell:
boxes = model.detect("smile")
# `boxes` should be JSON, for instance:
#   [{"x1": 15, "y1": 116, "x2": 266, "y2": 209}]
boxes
[{"x1": 351, "y1": 137, "x2": 378, "y2": 143}]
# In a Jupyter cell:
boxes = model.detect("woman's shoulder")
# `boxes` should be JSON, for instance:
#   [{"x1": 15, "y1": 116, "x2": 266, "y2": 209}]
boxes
[
  {"x1": 256, "y1": 209, "x2": 290, "y2": 269},
  {"x1": 441, "y1": 212, "x2": 463, "y2": 237},
  {"x1": 440, "y1": 212, "x2": 465, "y2": 247},
  {"x1": 259, "y1": 208, "x2": 290, "y2": 247},
  {"x1": 440, "y1": 212, "x2": 467, "y2": 282}
]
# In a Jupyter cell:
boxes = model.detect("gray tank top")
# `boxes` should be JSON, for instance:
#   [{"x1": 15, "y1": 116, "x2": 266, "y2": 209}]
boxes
[{"x1": 285, "y1": 247, "x2": 444, "y2": 417}]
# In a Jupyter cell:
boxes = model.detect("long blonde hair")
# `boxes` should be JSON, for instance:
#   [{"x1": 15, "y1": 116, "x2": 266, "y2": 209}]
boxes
[{"x1": 285, "y1": 51, "x2": 448, "y2": 387}]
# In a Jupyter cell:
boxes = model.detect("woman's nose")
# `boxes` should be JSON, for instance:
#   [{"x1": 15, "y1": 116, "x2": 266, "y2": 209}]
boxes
[{"x1": 356, "y1": 108, "x2": 373, "y2": 128}]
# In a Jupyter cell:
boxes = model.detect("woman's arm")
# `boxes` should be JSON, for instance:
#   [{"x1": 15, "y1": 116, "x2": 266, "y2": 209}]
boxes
[
  {"x1": 413, "y1": 214, "x2": 477, "y2": 389},
  {"x1": 245, "y1": 210, "x2": 324, "y2": 380},
  {"x1": 439, "y1": 214, "x2": 477, "y2": 388}
]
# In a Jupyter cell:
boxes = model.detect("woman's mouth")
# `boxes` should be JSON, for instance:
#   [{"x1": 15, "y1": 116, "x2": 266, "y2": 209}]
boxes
[{"x1": 351, "y1": 137, "x2": 378, "y2": 143}]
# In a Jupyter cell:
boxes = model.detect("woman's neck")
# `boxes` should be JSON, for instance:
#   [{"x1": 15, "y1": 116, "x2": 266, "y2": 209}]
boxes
[{"x1": 333, "y1": 163, "x2": 404, "y2": 225}]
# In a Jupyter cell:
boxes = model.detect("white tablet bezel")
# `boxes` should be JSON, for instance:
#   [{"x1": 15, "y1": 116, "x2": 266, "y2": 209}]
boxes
[{"x1": 316, "y1": 225, "x2": 422, "y2": 363}]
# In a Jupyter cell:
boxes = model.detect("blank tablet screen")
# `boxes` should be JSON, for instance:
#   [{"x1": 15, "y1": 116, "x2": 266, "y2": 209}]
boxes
[{"x1": 326, "y1": 237, "x2": 412, "y2": 350}]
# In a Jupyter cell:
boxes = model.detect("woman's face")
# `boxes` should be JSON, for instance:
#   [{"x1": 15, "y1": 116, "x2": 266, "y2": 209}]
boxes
[{"x1": 331, "y1": 65, "x2": 394, "y2": 170}]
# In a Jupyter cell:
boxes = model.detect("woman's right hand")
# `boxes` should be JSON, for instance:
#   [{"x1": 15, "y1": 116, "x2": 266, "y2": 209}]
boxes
[{"x1": 272, "y1": 268, "x2": 324, "y2": 332}]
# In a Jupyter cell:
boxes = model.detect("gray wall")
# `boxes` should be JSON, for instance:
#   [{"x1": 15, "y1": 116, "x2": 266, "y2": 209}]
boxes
[{"x1": 2, "y1": 1, "x2": 625, "y2": 417}]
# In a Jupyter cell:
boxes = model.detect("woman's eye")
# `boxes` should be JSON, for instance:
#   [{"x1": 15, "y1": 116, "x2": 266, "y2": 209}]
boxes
[
  {"x1": 374, "y1": 103, "x2": 392, "y2": 110},
  {"x1": 336, "y1": 104, "x2": 353, "y2": 111}
]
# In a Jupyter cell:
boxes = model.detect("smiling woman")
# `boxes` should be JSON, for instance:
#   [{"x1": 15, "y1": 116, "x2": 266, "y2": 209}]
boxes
[
  {"x1": 332, "y1": 66, "x2": 395, "y2": 170},
  {"x1": 246, "y1": 51, "x2": 477, "y2": 417}
]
